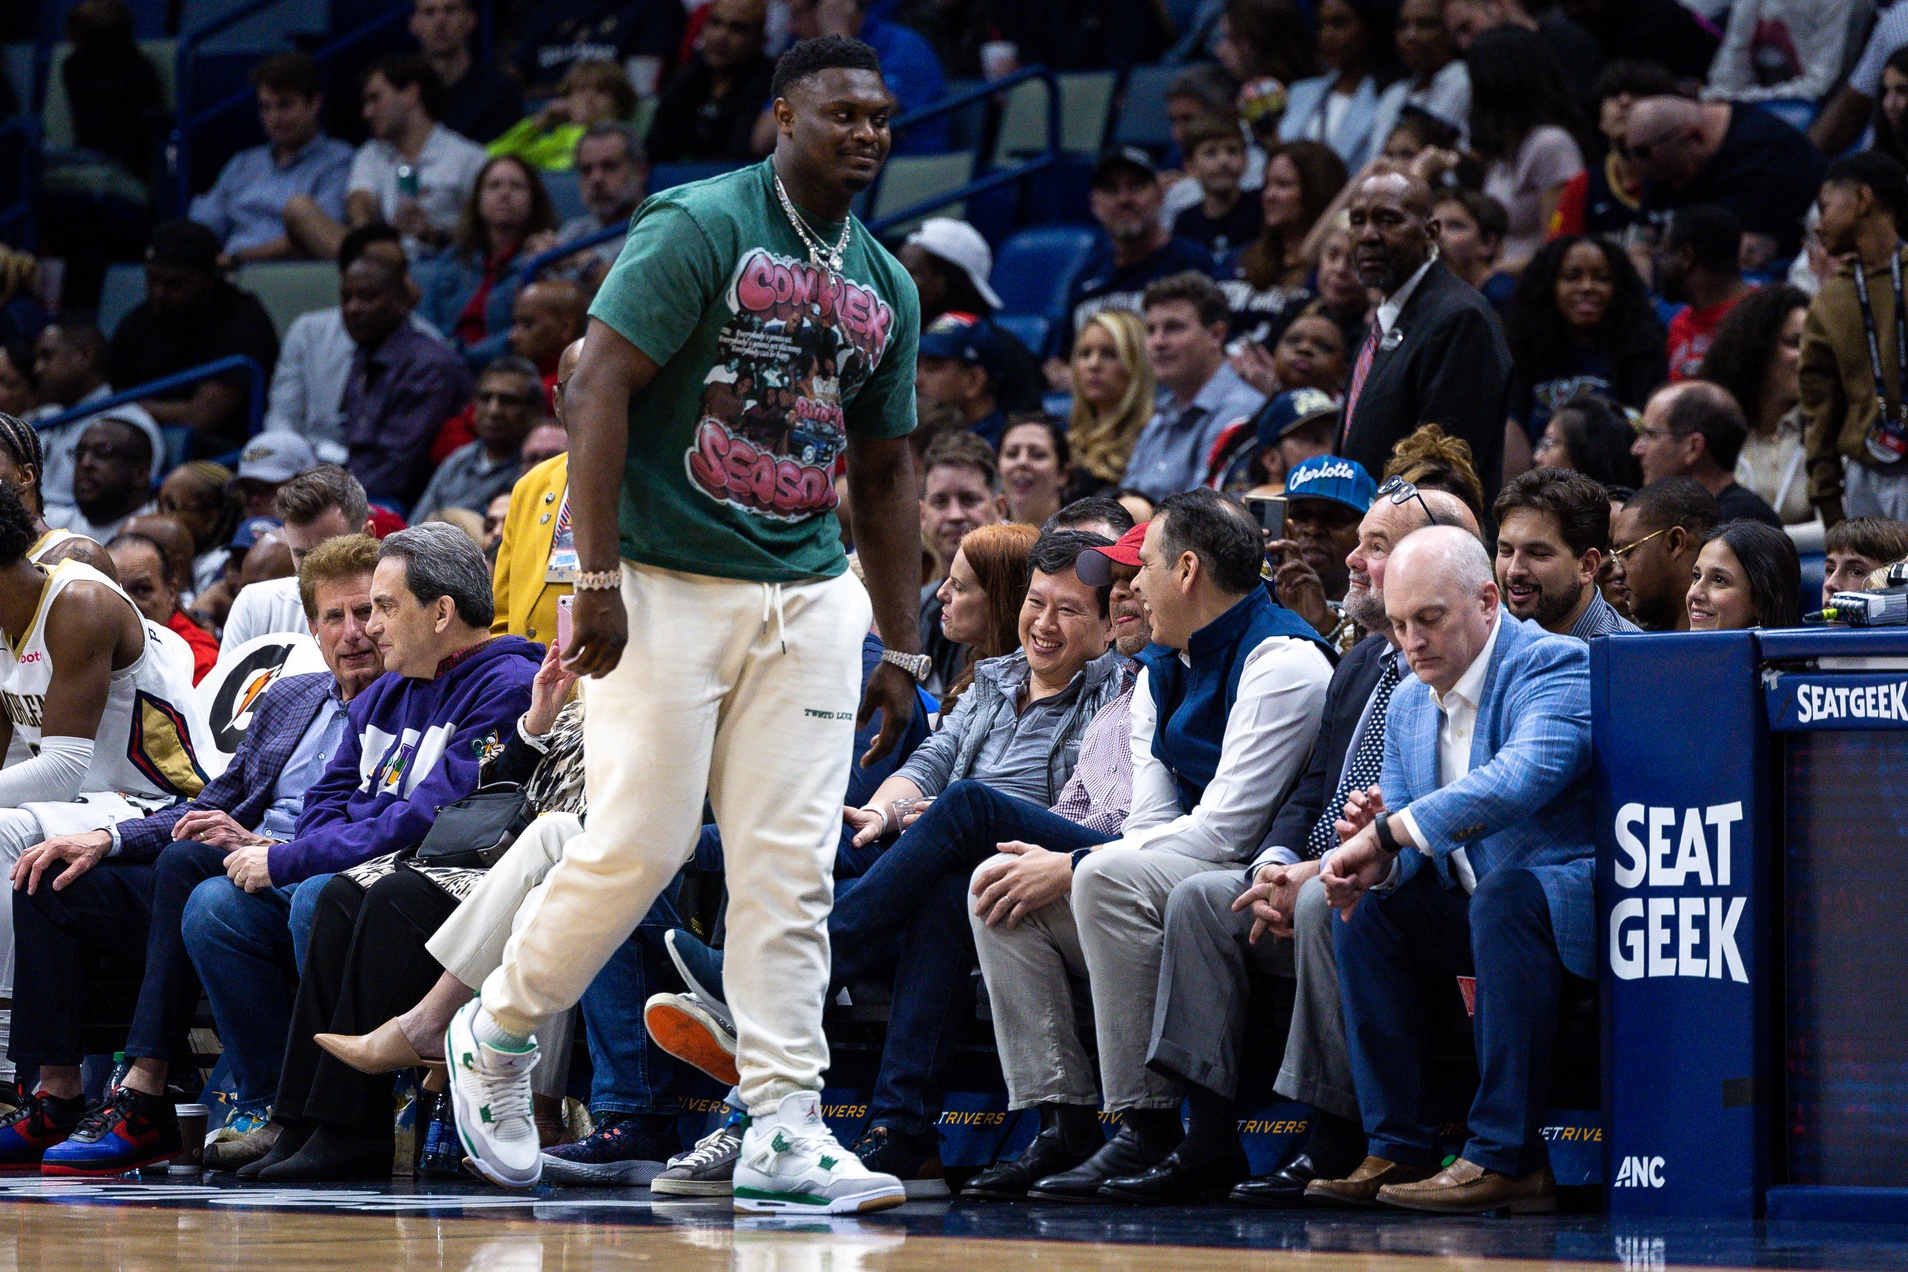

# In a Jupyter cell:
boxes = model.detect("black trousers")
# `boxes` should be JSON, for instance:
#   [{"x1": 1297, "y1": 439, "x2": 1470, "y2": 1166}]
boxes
[
  {"x1": 272, "y1": 867, "x2": 459, "y2": 1136},
  {"x1": 11, "y1": 841, "x2": 228, "y2": 1069}
]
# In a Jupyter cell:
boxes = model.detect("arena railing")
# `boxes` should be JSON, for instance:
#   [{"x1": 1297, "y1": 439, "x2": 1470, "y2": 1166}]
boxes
[
  {"x1": 508, "y1": 67, "x2": 1065, "y2": 285},
  {"x1": 865, "y1": 65, "x2": 1062, "y2": 237},
  {"x1": 167, "y1": 0, "x2": 495, "y2": 217},
  {"x1": 30, "y1": 354, "x2": 268, "y2": 473}
]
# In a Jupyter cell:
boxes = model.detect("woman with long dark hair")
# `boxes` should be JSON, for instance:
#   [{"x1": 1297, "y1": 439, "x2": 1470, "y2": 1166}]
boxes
[
  {"x1": 1871, "y1": 46, "x2": 1908, "y2": 166},
  {"x1": 414, "y1": 155, "x2": 555, "y2": 356},
  {"x1": 1507, "y1": 236, "x2": 1666, "y2": 444},
  {"x1": 1222, "y1": 140, "x2": 1349, "y2": 346},
  {"x1": 1532, "y1": 392, "x2": 1643, "y2": 489},
  {"x1": 1215, "y1": 0, "x2": 1319, "y2": 87},
  {"x1": 1687, "y1": 520, "x2": 1800, "y2": 630},
  {"x1": 1466, "y1": 25, "x2": 1586, "y2": 269},
  {"x1": 1698, "y1": 283, "x2": 1812, "y2": 524},
  {"x1": 1277, "y1": 0, "x2": 1401, "y2": 171}
]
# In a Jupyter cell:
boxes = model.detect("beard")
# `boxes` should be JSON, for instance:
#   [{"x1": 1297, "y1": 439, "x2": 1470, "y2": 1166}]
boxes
[
  {"x1": 1518, "y1": 579, "x2": 1585, "y2": 630},
  {"x1": 1344, "y1": 580, "x2": 1386, "y2": 633}
]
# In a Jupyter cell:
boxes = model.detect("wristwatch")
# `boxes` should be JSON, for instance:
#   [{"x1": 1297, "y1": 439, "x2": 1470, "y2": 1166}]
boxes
[{"x1": 880, "y1": 649, "x2": 933, "y2": 682}]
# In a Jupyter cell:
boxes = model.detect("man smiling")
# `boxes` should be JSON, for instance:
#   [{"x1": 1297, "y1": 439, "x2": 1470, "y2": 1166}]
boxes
[{"x1": 1492, "y1": 468, "x2": 1637, "y2": 639}]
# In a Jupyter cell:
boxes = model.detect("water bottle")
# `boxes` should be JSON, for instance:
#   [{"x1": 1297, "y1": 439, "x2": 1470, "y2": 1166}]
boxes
[
  {"x1": 107, "y1": 1051, "x2": 129, "y2": 1093},
  {"x1": 418, "y1": 1085, "x2": 462, "y2": 1178},
  {"x1": 395, "y1": 162, "x2": 420, "y2": 200}
]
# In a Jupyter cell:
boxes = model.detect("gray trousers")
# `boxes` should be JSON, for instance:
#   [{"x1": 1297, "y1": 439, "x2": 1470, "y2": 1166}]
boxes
[
  {"x1": 1146, "y1": 871, "x2": 1359, "y2": 1122},
  {"x1": 971, "y1": 848, "x2": 1226, "y2": 1113}
]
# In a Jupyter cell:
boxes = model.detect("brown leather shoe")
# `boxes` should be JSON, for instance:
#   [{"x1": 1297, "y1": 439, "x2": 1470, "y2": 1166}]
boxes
[
  {"x1": 1304, "y1": 1155, "x2": 1438, "y2": 1208},
  {"x1": 1376, "y1": 1158, "x2": 1558, "y2": 1214}
]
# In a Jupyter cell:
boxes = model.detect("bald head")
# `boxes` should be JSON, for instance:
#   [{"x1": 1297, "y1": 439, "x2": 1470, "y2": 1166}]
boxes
[
  {"x1": 1623, "y1": 96, "x2": 1705, "y2": 183},
  {"x1": 509, "y1": 280, "x2": 590, "y2": 370},
  {"x1": 553, "y1": 337, "x2": 583, "y2": 429},
  {"x1": 1385, "y1": 525, "x2": 1501, "y2": 694},
  {"x1": 1348, "y1": 172, "x2": 1437, "y2": 293}
]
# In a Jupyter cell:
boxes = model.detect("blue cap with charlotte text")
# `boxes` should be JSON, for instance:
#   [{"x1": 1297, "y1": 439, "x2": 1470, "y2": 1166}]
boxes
[{"x1": 1283, "y1": 455, "x2": 1376, "y2": 514}]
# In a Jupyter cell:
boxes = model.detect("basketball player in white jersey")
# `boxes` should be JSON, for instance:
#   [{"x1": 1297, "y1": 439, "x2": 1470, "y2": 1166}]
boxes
[
  {"x1": 0, "y1": 481, "x2": 213, "y2": 995},
  {"x1": 0, "y1": 414, "x2": 117, "y2": 575}
]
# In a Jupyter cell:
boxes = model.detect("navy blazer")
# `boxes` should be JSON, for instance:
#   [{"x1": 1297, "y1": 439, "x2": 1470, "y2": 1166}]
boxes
[
  {"x1": 1380, "y1": 614, "x2": 1597, "y2": 978},
  {"x1": 114, "y1": 672, "x2": 335, "y2": 862},
  {"x1": 1251, "y1": 631, "x2": 1392, "y2": 870}
]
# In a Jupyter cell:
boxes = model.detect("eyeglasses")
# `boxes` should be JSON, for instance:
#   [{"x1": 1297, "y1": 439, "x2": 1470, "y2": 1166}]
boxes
[
  {"x1": 1375, "y1": 474, "x2": 1438, "y2": 526},
  {"x1": 1609, "y1": 524, "x2": 1670, "y2": 562}
]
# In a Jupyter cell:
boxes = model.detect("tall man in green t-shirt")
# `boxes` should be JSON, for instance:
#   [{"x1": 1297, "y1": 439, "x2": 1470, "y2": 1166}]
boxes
[{"x1": 444, "y1": 38, "x2": 926, "y2": 1212}]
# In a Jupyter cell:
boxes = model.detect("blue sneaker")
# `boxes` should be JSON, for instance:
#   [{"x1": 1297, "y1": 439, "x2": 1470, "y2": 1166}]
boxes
[
  {"x1": 0, "y1": 1090, "x2": 88, "y2": 1174},
  {"x1": 540, "y1": 1114, "x2": 677, "y2": 1186},
  {"x1": 41, "y1": 1086, "x2": 181, "y2": 1177},
  {"x1": 665, "y1": 929, "x2": 726, "y2": 1007}
]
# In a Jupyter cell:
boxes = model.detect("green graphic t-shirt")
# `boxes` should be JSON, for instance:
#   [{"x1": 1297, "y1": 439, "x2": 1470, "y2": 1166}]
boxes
[{"x1": 588, "y1": 159, "x2": 920, "y2": 583}]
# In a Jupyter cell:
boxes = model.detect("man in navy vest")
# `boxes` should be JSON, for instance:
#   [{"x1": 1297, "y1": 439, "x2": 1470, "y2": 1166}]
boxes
[{"x1": 969, "y1": 489, "x2": 1333, "y2": 1201}]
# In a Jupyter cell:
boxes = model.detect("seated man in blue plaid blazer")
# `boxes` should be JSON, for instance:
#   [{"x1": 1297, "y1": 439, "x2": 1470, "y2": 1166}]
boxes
[
  {"x1": 0, "y1": 537, "x2": 388, "y2": 1176},
  {"x1": 1314, "y1": 526, "x2": 1595, "y2": 1217}
]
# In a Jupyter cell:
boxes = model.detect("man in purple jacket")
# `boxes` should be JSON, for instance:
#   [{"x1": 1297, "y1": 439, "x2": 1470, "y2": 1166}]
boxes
[{"x1": 3, "y1": 525, "x2": 537, "y2": 1176}]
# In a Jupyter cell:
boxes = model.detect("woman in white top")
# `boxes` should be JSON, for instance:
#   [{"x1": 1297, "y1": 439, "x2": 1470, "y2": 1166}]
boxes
[
  {"x1": 1696, "y1": 283, "x2": 1816, "y2": 527},
  {"x1": 1368, "y1": 0, "x2": 1472, "y2": 153},
  {"x1": 1277, "y1": 0, "x2": 1401, "y2": 173},
  {"x1": 1466, "y1": 25, "x2": 1586, "y2": 271}
]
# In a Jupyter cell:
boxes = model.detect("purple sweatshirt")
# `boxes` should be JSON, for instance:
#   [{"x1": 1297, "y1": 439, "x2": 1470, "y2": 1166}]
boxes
[{"x1": 268, "y1": 634, "x2": 541, "y2": 883}]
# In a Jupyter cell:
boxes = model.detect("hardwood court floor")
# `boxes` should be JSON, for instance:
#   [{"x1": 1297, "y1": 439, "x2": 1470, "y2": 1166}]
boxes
[{"x1": 0, "y1": 1180, "x2": 1903, "y2": 1271}]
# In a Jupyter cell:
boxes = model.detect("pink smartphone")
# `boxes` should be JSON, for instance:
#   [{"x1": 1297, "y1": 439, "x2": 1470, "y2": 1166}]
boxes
[{"x1": 556, "y1": 594, "x2": 573, "y2": 649}]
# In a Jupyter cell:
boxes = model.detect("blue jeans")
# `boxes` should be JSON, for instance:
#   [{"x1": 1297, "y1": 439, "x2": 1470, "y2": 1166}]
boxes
[
  {"x1": 579, "y1": 878, "x2": 684, "y2": 1118},
  {"x1": 181, "y1": 868, "x2": 334, "y2": 1114},
  {"x1": 831, "y1": 780, "x2": 1113, "y2": 1139},
  {"x1": 1335, "y1": 866, "x2": 1568, "y2": 1177}
]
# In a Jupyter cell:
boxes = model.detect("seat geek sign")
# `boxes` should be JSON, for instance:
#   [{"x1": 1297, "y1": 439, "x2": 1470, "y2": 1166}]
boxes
[{"x1": 1592, "y1": 633, "x2": 1770, "y2": 1219}]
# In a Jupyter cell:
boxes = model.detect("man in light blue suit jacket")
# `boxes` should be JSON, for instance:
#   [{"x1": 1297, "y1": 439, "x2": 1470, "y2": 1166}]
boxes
[{"x1": 1313, "y1": 527, "x2": 1594, "y2": 1216}]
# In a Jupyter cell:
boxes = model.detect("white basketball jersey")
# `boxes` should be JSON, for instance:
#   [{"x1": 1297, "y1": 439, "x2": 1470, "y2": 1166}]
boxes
[{"x1": 0, "y1": 561, "x2": 214, "y2": 801}]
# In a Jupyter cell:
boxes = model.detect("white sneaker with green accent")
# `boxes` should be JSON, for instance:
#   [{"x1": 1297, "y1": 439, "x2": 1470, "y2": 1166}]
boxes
[
  {"x1": 445, "y1": 999, "x2": 542, "y2": 1188},
  {"x1": 732, "y1": 1091, "x2": 906, "y2": 1214}
]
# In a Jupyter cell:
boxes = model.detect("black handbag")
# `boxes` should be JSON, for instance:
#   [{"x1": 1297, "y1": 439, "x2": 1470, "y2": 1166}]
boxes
[{"x1": 413, "y1": 783, "x2": 535, "y2": 869}]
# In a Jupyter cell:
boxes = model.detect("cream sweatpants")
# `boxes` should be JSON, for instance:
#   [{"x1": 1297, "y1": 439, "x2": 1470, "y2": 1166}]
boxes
[{"x1": 481, "y1": 560, "x2": 870, "y2": 1115}]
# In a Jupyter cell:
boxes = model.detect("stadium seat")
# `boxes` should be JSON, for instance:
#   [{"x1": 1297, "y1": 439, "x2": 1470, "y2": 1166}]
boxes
[
  {"x1": 648, "y1": 160, "x2": 746, "y2": 194},
  {"x1": 992, "y1": 71, "x2": 1117, "y2": 166},
  {"x1": 1112, "y1": 64, "x2": 1178, "y2": 152},
  {"x1": 234, "y1": 260, "x2": 341, "y2": 338},
  {"x1": 993, "y1": 312, "x2": 1051, "y2": 359},
  {"x1": 870, "y1": 151, "x2": 975, "y2": 232},
  {"x1": 41, "y1": 38, "x2": 177, "y2": 152},
  {"x1": 180, "y1": 0, "x2": 329, "y2": 52},
  {"x1": 542, "y1": 169, "x2": 585, "y2": 225},
  {"x1": 989, "y1": 225, "x2": 1098, "y2": 324},
  {"x1": 96, "y1": 262, "x2": 147, "y2": 338}
]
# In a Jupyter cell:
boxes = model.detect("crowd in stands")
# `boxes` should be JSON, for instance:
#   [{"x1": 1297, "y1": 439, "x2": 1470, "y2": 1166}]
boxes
[{"x1": 5, "y1": 0, "x2": 1908, "y2": 1219}]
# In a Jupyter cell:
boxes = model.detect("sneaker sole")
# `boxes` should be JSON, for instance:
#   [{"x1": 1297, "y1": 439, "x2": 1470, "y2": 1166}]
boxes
[
  {"x1": 42, "y1": 1151, "x2": 174, "y2": 1178},
  {"x1": 446, "y1": 1005, "x2": 542, "y2": 1189},
  {"x1": 644, "y1": 995, "x2": 740, "y2": 1087},
  {"x1": 651, "y1": 1175, "x2": 734, "y2": 1196},
  {"x1": 733, "y1": 1183, "x2": 907, "y2": 1214},
  {"x1": 539, "y1": 1154, "x2": 666, "y2": 1186}
]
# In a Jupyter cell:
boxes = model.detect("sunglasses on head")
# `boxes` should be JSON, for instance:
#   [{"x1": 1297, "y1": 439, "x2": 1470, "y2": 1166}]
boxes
[{"x1": 1375, "y1": 474, "x2": 1439, "y2": 527}]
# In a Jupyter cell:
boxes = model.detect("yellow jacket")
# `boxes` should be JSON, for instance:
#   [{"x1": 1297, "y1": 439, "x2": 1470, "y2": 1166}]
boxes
[{"x1": 492, "y1": 453, "x2": 570, "y2": 643}]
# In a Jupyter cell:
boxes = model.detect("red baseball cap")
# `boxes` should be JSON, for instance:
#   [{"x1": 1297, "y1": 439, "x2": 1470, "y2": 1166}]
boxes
[{"x1": 1075, "y1": 522, "x2": 1147, "y2": 587}]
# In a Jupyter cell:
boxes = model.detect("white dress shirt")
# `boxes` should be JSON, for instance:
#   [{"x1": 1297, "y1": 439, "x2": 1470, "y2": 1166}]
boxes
[
  {"x1": 1113, "y1": 635, "x2": 1333, "y2": 863},
  {"x1": 1375, "y1": 249, "x2": 1439, "y2": 343},
  {"x1": 1392, "y1": 611, "x2": 1501, "y2": 893},
  {"x1": 219, "y1": 575, "x2": 308, "y2": 654}
]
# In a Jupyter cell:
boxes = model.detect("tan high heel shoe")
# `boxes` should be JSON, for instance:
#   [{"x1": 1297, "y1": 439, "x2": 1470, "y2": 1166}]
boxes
[{"x1": 316, "y1": 1019, "x2": 446, "y2": 1075}]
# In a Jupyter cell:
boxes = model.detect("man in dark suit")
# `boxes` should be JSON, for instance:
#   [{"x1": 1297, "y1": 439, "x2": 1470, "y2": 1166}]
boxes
[
  {"x1": 1102, "y1": 486, "x2": 1481, "y2": 1205},
  {"x1": 1338, "y1": 173, "x2": 1513, "y2": 498},
  {"x1": 0, "y1": 543, "x2": 385, "y2": 1175}
]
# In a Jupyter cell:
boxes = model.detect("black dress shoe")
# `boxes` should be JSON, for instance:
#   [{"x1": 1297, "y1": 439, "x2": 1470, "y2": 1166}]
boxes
[
  {"x1": 962, "y1": 1124, "x2": 1101, "y2": 1200},
  {"x1": 1099, "y1": 1147, "x2": 1251, "y2": 1205},
  {"x1": 256, "y1": 1125, "x2": 393, "y2": 1183},
  {"x1": 1027, "y1": 1127, "x2": 1161, "y2": 1202},
  {"x1": 1230, "y1": 1151, "x2": 1328, "y2": 1209}
]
